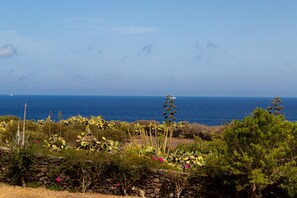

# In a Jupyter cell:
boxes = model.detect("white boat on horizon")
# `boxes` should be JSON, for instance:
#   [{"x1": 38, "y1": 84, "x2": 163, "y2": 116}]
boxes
[{"x1": 170, "y1": 96, "x2": 176, "y2": 100}]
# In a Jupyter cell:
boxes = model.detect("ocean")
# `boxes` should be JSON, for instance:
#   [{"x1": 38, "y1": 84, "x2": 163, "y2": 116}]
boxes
[{"x1": 1, "y1": 95, "x2": 297, "y2": 126}]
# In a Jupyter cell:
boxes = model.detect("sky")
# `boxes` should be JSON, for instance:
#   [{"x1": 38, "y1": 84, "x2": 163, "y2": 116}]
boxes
[{"x1": 0, "y1": 1, "x2": 297, "y2": 97}]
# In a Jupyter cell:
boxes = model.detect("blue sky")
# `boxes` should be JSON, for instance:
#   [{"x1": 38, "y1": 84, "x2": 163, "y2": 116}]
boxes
[{"x1": 0, "y1": 1, "x2": 296, "y2": 97}]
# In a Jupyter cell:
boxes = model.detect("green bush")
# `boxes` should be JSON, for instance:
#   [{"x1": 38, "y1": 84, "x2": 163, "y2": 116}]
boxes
[
  {"x1": 7, "y1": 145, "x2": 36, "y2": 186},
  {"x1": 97, "y1": 129, "x2": 128, "y2": 143},
  {"x1": 61, "y1": 128, "x2": 82, "y2": 147},
  {"x1": 76, "y1": 132, "x2": 119, "y2": 154},
  {"x1": 44, "y1": 134, "x2": 69, "y2": 152},
  {"x1": 59, "y1": 149, "x2": 110, "y2": 193},
  {"x1": 167, "y1": 149, "x2": 205, "y2": 171},
  {"x1": 41, "y1": 122, "x2": 60, "y2": 137},
  {"x1": 0, "y1": 115, "x2": 19, "y2": 122},
  {"x1": 191, "y1": 108, "x2": 297, "y2": 197},
  {"x1": 110, "y1": 152, "x2": 154, "y2": 195}
]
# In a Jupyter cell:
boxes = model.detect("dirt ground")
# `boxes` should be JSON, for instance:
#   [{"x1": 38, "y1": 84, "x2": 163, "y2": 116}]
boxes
[{"x1": 0, "y1": 182, "x2": 137, "y2": 198}]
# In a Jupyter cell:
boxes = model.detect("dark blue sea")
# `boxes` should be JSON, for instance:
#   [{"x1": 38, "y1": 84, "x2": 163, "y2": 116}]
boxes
[{"x1": 0, "y1": 95, "x2": 297, "y2": 126}]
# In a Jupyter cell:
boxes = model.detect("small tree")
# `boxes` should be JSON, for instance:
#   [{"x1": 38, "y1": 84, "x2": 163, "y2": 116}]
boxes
[{"x1": 222, "y1": 108, "x2": 294, "y2": 197}]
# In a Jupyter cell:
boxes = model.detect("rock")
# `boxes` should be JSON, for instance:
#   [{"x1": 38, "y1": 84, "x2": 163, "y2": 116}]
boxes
[
  {"x1": 153, "y1": 178, "x2": 160, "y2": 183},
  {"x1": 39, "y1": 176, "x2": 47, "y2": 182},
  {"x1": 36, "y1": 172, "x2": 44, "y2": 177},
  {"x1": 40, "y1": 167, "x2": 48, "y2": 173},
  {"x1": 146, "y1": 188, "x2": 154, "y2": 193},
  {"x1": 154, "y1": 188, "x2": 160, "y2": 194},
  {"x1": 169, "y1": 193, "x2": 174, "y2": 197}
]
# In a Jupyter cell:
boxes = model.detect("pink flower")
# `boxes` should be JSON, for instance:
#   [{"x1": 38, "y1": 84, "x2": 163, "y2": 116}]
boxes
[
  {"x1": 185, "y1": 164, "x2": 191, "y2": 169},
  {"x1": 158, "y1": 157, "x2": 164, "y2": 163},
  {"x1": 115, "y1": 182, "x2": 120, "y2": 187},
  {"x1": 152, "y1": 156, "x2": 157, "y2": 161},
  {"x1": 33, "y1": 139, "x2": 40, "y2": 143},
  {"x1": 55, "y1": 177, "x2": 61, "y2": 183}
]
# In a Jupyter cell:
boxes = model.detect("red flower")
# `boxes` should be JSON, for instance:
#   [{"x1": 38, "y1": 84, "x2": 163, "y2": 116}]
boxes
[
  {"x1": 55, "y1": 177, "x2": 61, "y2": 183},
  {"x1": 185, "y1": 163, "x2": 191, "y2": 169},
  {"x1": 33, "y1": 139, "x2": 40, "y2": 143},
  {"x1": 152, "y1": 156, "x2": 157, "y2": 161},
  {"x1": 116, "y1": 182, "x2": 120, "y2": 187},
  {"x1": 158, "y1": 157, "x2": 164, "y2": 163}
]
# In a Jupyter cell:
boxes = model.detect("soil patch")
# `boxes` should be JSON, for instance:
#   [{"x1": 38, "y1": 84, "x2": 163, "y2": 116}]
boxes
[{"x1": 0, "y1": 182, "x2": 136, "y2": 198}]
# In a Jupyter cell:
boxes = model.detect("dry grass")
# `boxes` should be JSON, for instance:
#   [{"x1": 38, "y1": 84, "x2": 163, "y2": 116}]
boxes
[
  {"x1": 177, "y1": 123, "x2": 225, "y2": 139},
  {"x1": 130, "y1": 136, "x2": 195, "y2": 149},
  {"x1": 0, "y1": 182, "x2": 137, "y2": 198}
]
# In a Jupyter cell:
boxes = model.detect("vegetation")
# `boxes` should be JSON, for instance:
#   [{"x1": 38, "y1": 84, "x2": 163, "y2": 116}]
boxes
[
  {"x1": 267, "y1": 96, "x2": 283, "y2": 115},
  {"x1": 1, "y1": 96, "x2": 297, "y2": 197},
  {"x1": 163, "y1": 95, "x2": 177, "y2": 125}
]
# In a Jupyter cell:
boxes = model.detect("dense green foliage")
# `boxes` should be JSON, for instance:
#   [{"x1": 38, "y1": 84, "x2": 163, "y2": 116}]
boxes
[{"x1": 191, "y1": 108, "x2": 297, "y2": 197}]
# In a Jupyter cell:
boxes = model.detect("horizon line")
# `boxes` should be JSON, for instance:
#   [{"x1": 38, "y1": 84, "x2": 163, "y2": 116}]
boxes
[{"x1": 1, "y1": 94, "x2": 296, "y2": 98}]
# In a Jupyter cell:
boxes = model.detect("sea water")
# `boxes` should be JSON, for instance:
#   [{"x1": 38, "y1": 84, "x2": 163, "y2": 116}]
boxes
[{"x1": 1, "y1": 95, "x2": 297, "y2": 126}]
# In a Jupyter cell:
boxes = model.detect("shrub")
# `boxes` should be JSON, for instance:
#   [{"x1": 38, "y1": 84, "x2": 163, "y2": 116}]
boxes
[
  {"x1": 173, "y1": 122, "x2": 224, "y2": 140},
  {"x1": 97, "y1": 129, "x2": 128, "y2": 143},
  {"x1": 44, "y1": 134, "x2": 68, "y2": 152},
  {"x1": 167, "y1": 149, "x2": 205, "y2": 171},
  {"x1": 59, "y1": 150, "x2": 109, "y2": 193},
  {"x1": 76, "y1": 132, "x2": 119, "y2": 154},
  {"x1": 0, "y1": 115, "x2": 19, "y2": 122},
  {"x1": 0, "y1": 120, "x2": 42, "y2": 145},
  {"x1": 7, "y1": 145, "x2": 36, "y2": 186},
  {"x1": 41, "y1": 121, "x2": 60, "y2": 137},
  {"x1": 62, "y1": 128, "x2": 83, "y2": 147},
  {"x1": 110, "y1": 152, "x2": 153, "y2": 196},
  {"x1": 191, "y1": 108, "x2": 297, "y2": 197}
]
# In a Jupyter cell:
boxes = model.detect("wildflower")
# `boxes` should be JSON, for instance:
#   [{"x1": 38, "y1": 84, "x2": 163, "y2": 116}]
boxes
[
  {"x1": 185, "y1": 163, "x2": 191, "y2": 169},
  {"x1": 158, "y1": 157, "x2": 164, "y2": 163},
  {"x1": 152, "y1": 156, "x2": 157, "y2": 161},
  {"x1": 116, "y1": 182, "x2": 120, "y2": 187},
  {"x1": 33, "y1": 139, "x2": 40, "y2": 143},
  {"x1": 55, "y1": 177, "x2": 61, "y2": 183}
]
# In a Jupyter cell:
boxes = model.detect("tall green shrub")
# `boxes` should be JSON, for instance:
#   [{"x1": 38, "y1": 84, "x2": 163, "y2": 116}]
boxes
[
  {"x1": 191, "y1": 108, "x2": 297, "y2": 197},
  {"x1": 222, "y1": 108, "x2": 296, "y2": 197}
]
